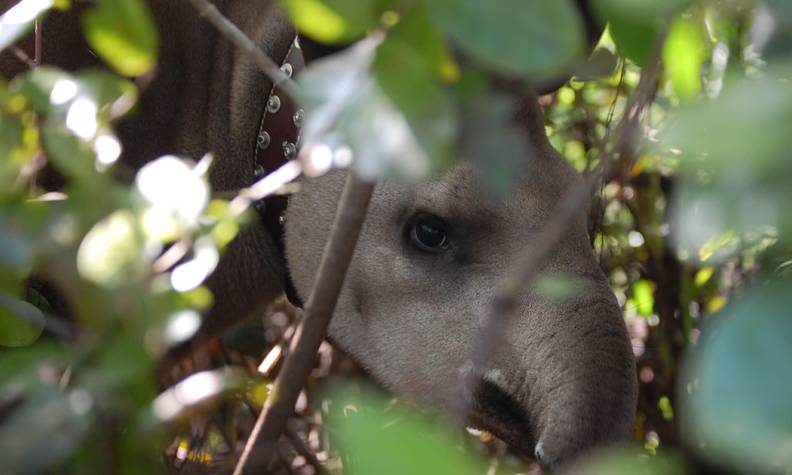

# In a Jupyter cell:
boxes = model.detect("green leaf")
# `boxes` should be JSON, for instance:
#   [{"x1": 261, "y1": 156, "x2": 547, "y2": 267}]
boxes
[
  {"x1": 560, "y1": 446, "x2": 683, "y2": 475},
  {"x1": 460, "y1": 93, "x2": 531, "y2": 198},
  {"x1": 326, "y1": 383, "x2": 487, "y2": 475},
  {"x1": 534, "y1": 273, "x2": 586, "y2": 302},
  {"x1": 680, "y1": 283, "x2": 792, "y2": 472},
  {"x1": 13, "y1": 66, "x2": 137, "y2": 115},
  {"x1": 0, "y1": 0, "x2": 56, "y2": 52},
  {"x1": 662, "y1": 64, "x2": 792, "y2": 253},
  {"x1": 299, "y1": 38, "x2": 456, "y2": 181},
  {"x1": 0, "y1": 288, "x2": 45, "y2": 347},
  {"x1": 76, "y1": 209, "x2": 147, "y2": 287},
  {"x1": 593, "y1": 0, "x2": 691, "y2": 66},
  {"x1": 662, "y1": 17, "x2": 708, "y2": 101},
  {"x1": 81, "y1": 0, "x2": 159, "y2": 77},
  {"x1": 280, "y1": 0, "x2": 379, "y2": 44},
  {"x1": 374, "y1": 7, "x2": 457, "y2": 174},
  {"x1": 0, "y1": 387, "x2": 92, "y2": 475},
  {"x1": 427, "y1": 0, "x2": 585, "y2": 78},
  {"x1": 632, "y1": 279, "x2": 654, "y2": 317}
]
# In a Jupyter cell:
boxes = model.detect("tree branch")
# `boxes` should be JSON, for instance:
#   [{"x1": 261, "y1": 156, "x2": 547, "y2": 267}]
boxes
[
  {"x1": 233, "y1": 173, "x2": 375, "y2": 475},
  {"x1": 185, "y1": 0, "x2": 298, "y2": 99}
]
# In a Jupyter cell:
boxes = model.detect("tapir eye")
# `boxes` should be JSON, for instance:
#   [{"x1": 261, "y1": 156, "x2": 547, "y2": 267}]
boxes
[{"x1": 407, "y1": 213, "x2": 449, "y2": 253}]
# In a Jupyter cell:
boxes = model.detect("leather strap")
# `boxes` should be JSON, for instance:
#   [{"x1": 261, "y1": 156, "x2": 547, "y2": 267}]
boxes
[{"x1": 252, "y1": 35, "x2": 305, "y2": 305}]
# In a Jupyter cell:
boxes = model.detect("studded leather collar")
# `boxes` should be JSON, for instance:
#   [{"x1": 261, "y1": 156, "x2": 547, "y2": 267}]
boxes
[
  {"x1": 252, "y1": 36, "x2": 304, "y2": 236},
  {"x1": 252, "y1": 35, "x2": 304, "y2": 304}
]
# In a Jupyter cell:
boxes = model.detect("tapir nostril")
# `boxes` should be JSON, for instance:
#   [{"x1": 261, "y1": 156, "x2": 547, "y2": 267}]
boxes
[
  {"x1": 534, "y1": 441, "x2": 544, "y2": 462},
  {"x1": 534, "y1": 440, "x2": 562, "y2": 472}
]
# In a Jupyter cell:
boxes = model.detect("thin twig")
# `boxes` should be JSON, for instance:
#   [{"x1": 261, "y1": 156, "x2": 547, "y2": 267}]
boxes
[
  {"x1": 34, "y1": 19, "x2": 41, "y2": 66},
  {"x1": 233, "y1": 173, "x2": 375, "y2": 475},
  {"x1": 285, "y1": 423, "x2": 331, "y2": 475},
  {"x1": 184, "y1": 0, "x2": 298, "y2": 98},
  {"x1": 9, "y1": 46, "x2": 36, "y2": 69}
]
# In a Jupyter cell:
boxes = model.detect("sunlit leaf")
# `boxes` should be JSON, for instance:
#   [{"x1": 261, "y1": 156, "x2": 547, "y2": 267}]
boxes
[
  {"x1": 76, "y1": 209, "x2": 147, "y2": 287},
  {"x1": 136, "y1": 156, "x2": 210, "y2": 241},
  {"x1": 300, "y1": 37, "x2": 454, "y2": 180},
  {"x1": 663, "y1": 17, "x2": 708, "y2": 101},
  {"x1": 693, "y1": 267, "x2": 715, "y2": 287},
  {"x1": 81, "y1": 0, "x2": 159, "y2": 77},
  {"x1": 151, "y1": 367, "x2": 247, "y2": 425},
  {"x1": 681, "y1": 283, "x2": 792, "y2": 472},
  {"x1": 593, "y1": 0, "x2": 691, "y2": 66},
  {"x1": 280, "y1": 0, "x2": 380, "y2": 44},
  {"x1": 427, "y1": 0, "x2": 585, "y2": 78},
  {"x1": 0, "y1": 0, "x2": 55, "y2": 52},
  {"x1": 632, "y1": 279, "x2": 655, "y2": 317}
]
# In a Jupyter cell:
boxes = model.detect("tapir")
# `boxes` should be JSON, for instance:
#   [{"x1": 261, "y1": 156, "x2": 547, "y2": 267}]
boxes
[{"x1": 1, "y1": 0, "x2": 637, "y2": 469}]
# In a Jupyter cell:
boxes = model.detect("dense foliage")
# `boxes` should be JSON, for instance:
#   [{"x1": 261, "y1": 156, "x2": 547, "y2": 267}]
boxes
[{"x1": 0, "y1": 0, "x2": 790, "y2": 474}]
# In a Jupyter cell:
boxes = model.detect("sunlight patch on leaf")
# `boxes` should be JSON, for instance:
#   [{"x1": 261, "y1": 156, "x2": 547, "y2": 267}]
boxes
[
  {"x1": 0, "y1": 0, "x2": 55, "y2": 52},
  {"x1": 136, "y1": 156, "x2": 209, "y2": 241},
  {"x1": 299, "y1": 37, "x2": 448, "y2": 181},
  {"x1": 151, "y1": 367, "x2": 247, "y2": 424},
  {"x1": 81, "y1": 0, "x2": 159, "y2": 77},
  {"x1": 77, "y1": 209, "x2": 146, "y2": 287}
]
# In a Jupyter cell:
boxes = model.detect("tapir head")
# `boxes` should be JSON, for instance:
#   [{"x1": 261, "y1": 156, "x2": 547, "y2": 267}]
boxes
[{"x1": 283, "y1": 98, "x2": 637, "y2": 469}]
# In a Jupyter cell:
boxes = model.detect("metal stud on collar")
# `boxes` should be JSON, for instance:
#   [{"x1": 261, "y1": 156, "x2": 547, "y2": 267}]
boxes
[
  {"x1": 257, "y1": 131, "x2": 271, "y2": 149},
  {"x1": 293, "y1": 108, "x2": 304, "y2": 128},
  {"x1": 266, "y1": 95, "x2": 281, "y2": 114},
  {"x1": 283, "y1": 141, "x2": 297, "y2": 160},
  {"x1": 253, "y1": 35, "x2": 304, "y2": 183}
]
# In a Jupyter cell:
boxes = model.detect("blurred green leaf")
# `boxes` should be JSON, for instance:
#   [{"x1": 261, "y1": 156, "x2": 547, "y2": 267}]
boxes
[
  {"x1": 534, "y1": 273, "x2": 586, "y2": 301},
  {"x1": 632, "y1": 279, "x2": 655, "y2": 317},
  {"x1": 326, "y1": 383, "x2": 487, "y2": 475},
  {"x1": 593, "y1": 0, "x2": 691, "y2": 66},
  {"x1": 663, "y1": 65, "x2": 792, "y2": 254},
  {"x1": 0, "y1": 288, "x2": 44, "y2": 347},
  {"x1": 280, "y1": 0, "x2": 380, "y2": 44},
  {"x1": 374, "y1": 9, "x2": 457, "y2": 174},
  {"x1": 0, "y1": 0, "x2": 56, "y2": 52},
  {"x1": 300, "y1": 38, "x2": 456, "y2": 180},
  {"x1": 76, "y1": 209, "x2": 147, "y2": 287},
  {"x1": 0, "y1": 84, "x2": 39, "y2": 186},
  {"x1": 427, "y1": 0, "x2": 585, "y2": 78},
  {"x1": 81, "y1": 0, "x2": 159, "y2": 77},
  {"x1": 680, "y1": 283, "x2": 792, "y2": 472},
  {"x1": 657, "y1": 396, "x2": 674, "y2": 421},
  {"x1": 560, "y1": 446, "x2": 683, "y2": 475},
  {"x1": 663, "y1": 17, "x2": 708, "y2": 101},
  {"x1": 460, "y1": 93, "x2": 531, "y2": 197},
  {"x1": 0, "y1": 387, "x2": 92, "y2": 475}
]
